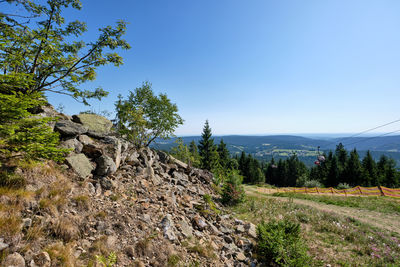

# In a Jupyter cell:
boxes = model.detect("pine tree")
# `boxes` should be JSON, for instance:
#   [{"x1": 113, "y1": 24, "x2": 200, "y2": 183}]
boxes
[
  {"x1": 344, "y1": 149, "x2": 363, "y2": 186},
  {"x1": 189, "y1": 140, "x2": 201, "y2": 167},
  {"x1": 361, "y1": 150, "x2": 377, "y2": 186},
  {"x1": 335, "y1": 143, "x2": 348, "y2": 177},
  {"x1": 217, "y1": 139, "x2": 230, "y2": 169},
  {"x1": 198, "y1": 120, "x2": 218, "y2": 171},
  {"x1": 326, "y1": 155, "x2": 339, "y2": 187}
]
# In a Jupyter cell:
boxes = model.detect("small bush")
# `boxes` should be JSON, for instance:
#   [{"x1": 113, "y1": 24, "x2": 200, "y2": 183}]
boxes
[
  {"x1": 0, "y1": 171, "x2": 25, "y2": 189},
  {"x1": 337, "y1": 183, "x2": 351, "y2": 189},
  {"x1": 256, "y1": 219, "x2": 311, "y2": 267},
  {"x1": 303, "y1": 179, "x2": 323, "y2": 188},
  {"x1": 220, "y1": 170, "x2": 245, "y2": 205}
]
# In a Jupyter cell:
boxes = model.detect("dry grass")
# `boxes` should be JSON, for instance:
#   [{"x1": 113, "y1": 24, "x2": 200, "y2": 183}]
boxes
[
  {"x1": 46, "y1": 242, "x2": 78, "y2": 267},
  {"x1": 52, "y1": 216, "x2": 81, "y2": 242},
  {"x1": 72, "y1": 194, "x2": 90, "y2": 209}
]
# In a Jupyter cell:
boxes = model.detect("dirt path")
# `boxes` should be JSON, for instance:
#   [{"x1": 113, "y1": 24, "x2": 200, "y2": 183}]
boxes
[{"x1": 245, "y1": 186, "x2": 400, "y2": 235}]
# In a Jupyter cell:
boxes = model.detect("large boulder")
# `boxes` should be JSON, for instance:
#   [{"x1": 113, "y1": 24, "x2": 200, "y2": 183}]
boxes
[
  {"x1": 65, "y1": 153, "x2": 94, "y2": 178},
  {"x1": 95, "y1": 155, "x2": 117, "y2": 176},
  {"x1": 55, "y1": 120, "x2": 88, "y2": 137},
  {"x1": 72, "y1": 114, "x2": 113, "y2": 135}
]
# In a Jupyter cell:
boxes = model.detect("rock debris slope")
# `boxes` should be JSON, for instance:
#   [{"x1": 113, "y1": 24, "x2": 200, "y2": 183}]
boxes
[{"x1": 1, "y1": 110, "x2": 258, "y2": 267}]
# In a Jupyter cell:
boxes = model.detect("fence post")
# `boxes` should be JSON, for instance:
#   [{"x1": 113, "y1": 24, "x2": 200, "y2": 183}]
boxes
[
  {"x1": 305, "y1": 187, "x2": 307, "y2": 194},
  {"x1": 378, "y1": 185, "x2": 385, "y2": 196},
  {"x1": 344, "y1": 189, "x2": 347, "y2": 197},
  {"x1": 331, "y1": 187, "x2": 334, "y2": 195},
  {"x1": 316, "y1": 187, "x2": 319, "y2": 194},
  {"x1": 358, "y1": 186, "x2": 362, "y2": 196}
]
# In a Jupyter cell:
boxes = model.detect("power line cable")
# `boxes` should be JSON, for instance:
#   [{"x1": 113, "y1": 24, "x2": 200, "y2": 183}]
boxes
[
  {"x1": 321, "y1": 117, "x2": 400, "y2": 148},
  {"x1": 343, "y1": 129, "x2": 400, "y2": 147}
]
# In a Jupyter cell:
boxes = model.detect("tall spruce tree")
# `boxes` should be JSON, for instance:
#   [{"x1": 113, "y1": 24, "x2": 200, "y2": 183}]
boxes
[
  {"x1": 344, "y1": 149, "x2": 363, "y2": 186},
  {"x1": 198, "y1": 120, "x2": 217, "y2": 171},
  {"x1": 362, "y1": 150, "x2": 377, "y2": 186},
  {"x1": 217, "y1": 139, "x2": 230, "y2": 169}
]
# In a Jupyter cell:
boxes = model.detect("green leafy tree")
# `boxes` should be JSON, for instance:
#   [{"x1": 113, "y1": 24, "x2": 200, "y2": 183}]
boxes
[
  {"x1": 115, "y1": 82, "x2": 184, "y2": 147},
  {"x1": 0, "y1": 92, "x2": 68, "y2": 162},
  {"x1": 1, "y1": 0, "x2": 130, "y2": 104},
  {"x1": 198, "y1": 120, "x2": 218, "y2": 171}
]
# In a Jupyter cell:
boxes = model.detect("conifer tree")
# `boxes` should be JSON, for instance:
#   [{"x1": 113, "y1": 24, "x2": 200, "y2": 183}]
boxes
[
  {"x1": 198, "y1": 120, "x2": 218, "y2": 171},
  {"x1": 344, "y1": 149, "x2": 362, "y2": 186},
  {"x1": 326, "y1": 155, "x2": 339, "y2": 187},
  {"x1": 217, "y1": 139, "x2": 230, "y2": 169},
  {"x1": 189, "y1": 140, "x2": 201, "y2": 167},
  {"x1": 362, "y1": 150, "x2": 377, "y2": 186}
]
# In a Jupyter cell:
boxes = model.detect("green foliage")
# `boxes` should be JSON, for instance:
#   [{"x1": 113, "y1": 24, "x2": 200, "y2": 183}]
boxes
[
  {"x1": 198, "y1": 120, "x2": 219, "y2": 171},
  {"x1": 337, "y1": 182, "x2": 351, "y2": 189},
  {"x1": 115, "y1": 82, "x2": 183, "y2": 147},
  {"x1": 0, "y1": 170, "x2": 26, "y2": 189},
  {"x1": 0, "y1": 92, "x2": 69, "y2": 162},
  {"x1": 221, "y1": 170, "x2": 245, "y2": 205},
  {"x1": 96, "y1": 251, "x2": 117, "y2": 267},
  {"x1": 1, "y1": 0, "x2": 130, "y2": 104},
  {"x1": 256, "y1": 219, "x2": 311, "y2": 267},
  {"x1": 170, "y1": 138, "x2": 200, "y2": 167}
]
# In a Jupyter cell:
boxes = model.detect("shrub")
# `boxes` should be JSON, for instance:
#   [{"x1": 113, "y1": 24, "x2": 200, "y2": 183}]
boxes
[
  {"x1": 256, "y1": 219, "x2": 311, "y2": 267},
  {"x1": 337, "y1": 183, "x2": 351, "y2": 189},
  {"x1": 0, "y1": 171, "x2": 26, "y2": 189},
  {"x1": 303, "y1": 179, "x2": 323, "y2": 188},
  {"x1": 0, "y1": 92, "x2": 69, "y2": 163},
  {"x1": 221, "y1": 170, "x2": 245, "y2": 205}
]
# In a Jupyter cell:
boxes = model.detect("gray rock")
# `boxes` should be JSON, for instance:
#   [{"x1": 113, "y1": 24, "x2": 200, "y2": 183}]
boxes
[
  {"x1": 178, "y1": 220, "x2": 193, "y2": 238},
  {"x1": 235, "y1": 252, "x2": 246, "y2": 262},
  {"x1": 100, "y1": 178, "x2": 114, "y2": 190},
  {"x1": 244, "y1": 223, "x2": 257, "y2": 239},
  {"x1": 55, "y1": 120, "x2": 87, "y2": 136},
  {"x1": 4, "y1": 252, "x2": 25, "y2": 267},
  {"x1": 60, "y1": 138, "x2": 83, "y2": 154},
  {"x1": 0, "y1": 238, "x2": 9, "y2": 251},
  {"x1": 87, "y1": 182, "x2": 96, "y2": 195},
  {"x1": 192, "y1": 215, "x2": 207, "y2": 231},
  {"x1": 157, "y1": 151, "x2": 170, "y2": 163},
  {"x1": 160, "y1": 214, "x2": 176, "y2": 241},
  {"x1": 66, "y1": 153, "x2": 94, "y2": 178},
  {"x1": 95, "y1": 155, "x2": 117, "y2": 176},
  {"x1": 78, "y1": 135, "x2": 94, "y2": 146},
  {"x1": 236, "y1": 225, "x2": 245, "y2": 233},
  {"x1": 72, "y1": 114, "x2": 113, "y2": 135}
]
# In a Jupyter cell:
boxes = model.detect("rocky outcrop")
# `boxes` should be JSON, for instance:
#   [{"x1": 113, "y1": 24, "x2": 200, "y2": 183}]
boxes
[
  {"x1": 72, "y1": 114, "x2": 113, "y2": 135},
  {"x1": 0, "y1": 108, "x2": 258, "y2": 267}
]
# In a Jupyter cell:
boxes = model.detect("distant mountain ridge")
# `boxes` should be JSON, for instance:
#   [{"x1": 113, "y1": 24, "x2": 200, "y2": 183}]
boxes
[{"x1": 153, "y1": 135, "x2": 400, "y2": 166}]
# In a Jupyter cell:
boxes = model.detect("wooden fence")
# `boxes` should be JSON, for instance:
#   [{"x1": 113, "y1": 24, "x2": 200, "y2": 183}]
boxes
[{"x1": 275, "y1": 186, "x2": 400, "y2": 198}]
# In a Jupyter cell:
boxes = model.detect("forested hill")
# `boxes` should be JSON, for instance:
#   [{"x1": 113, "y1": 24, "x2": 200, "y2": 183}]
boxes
[{"x1": 154, "y1": 135, "x2": 400, "y2": 166}]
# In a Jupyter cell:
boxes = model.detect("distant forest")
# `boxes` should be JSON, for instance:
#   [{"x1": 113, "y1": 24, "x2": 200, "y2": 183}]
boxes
[{"x1": 168, "y1": 126, "x2": 400, "y2": 188}]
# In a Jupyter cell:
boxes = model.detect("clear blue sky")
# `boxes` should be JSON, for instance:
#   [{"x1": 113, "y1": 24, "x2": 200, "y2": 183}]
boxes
[{"x1": 46, "y1": 0, "x2": 400, "y2": 136}]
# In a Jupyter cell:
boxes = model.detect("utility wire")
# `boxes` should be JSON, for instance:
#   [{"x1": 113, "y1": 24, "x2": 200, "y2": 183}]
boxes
[
  {"x1": 321, "y1": 117, "x2": 400, "y2": 148},
  {"x1": 342, "y1": 129, "x2": 400, "y2": 147}
]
